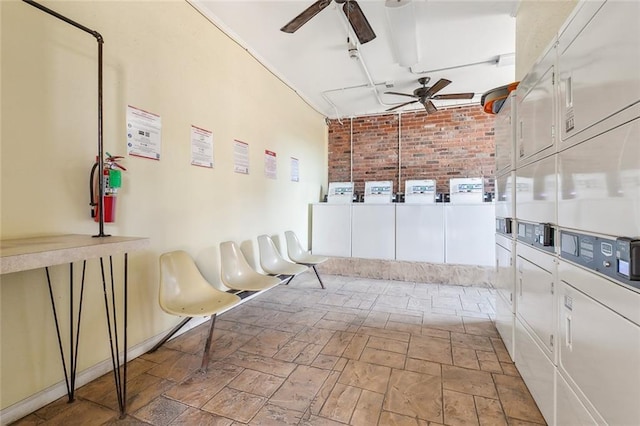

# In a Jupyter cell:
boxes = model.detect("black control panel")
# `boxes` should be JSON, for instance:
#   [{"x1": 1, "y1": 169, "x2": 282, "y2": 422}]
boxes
[
  {"x1": 517, "y1": 222, "x2": 555, "y2": 253},
  {"x1": 496, "y1": 218, "x2": 513, "y2": 236},
  {"x1": 560, "y1": 230, "x2": 640, "y2": 290}
]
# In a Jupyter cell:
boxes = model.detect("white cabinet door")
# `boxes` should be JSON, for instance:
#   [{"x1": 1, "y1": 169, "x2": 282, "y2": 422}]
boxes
[
  {"x1": 558, "y1": 0, "x2": 640, "y2": 147},
  {"x1": 396, "y1": 204, "x2": 445, "y2": 263},
  {"x1": 311, "y1": 204, "x2": 351, "y2": 257},
  {"x1": 495, "y1": 293, "x2": 515, "y2": 361},
  {"x1": 515, "y1": 154, "x2": 557, "y2": 225},
  {"x1": 557, "y1": 118, "x2": 640, "y2": 237},
  {"x1": 559, "y1": 268, "x2": 640, "y2": 426},
  {"x1": 516, "y1": 46, "x2": 556, "y2": 167},
  {"x1": 495, "y1": 236, "x2": 515, "y2": 306},
  {"x1": 445, "y1": 204, "x2": 495, "y2": 266},
  {"x1": 351, "y1": 204, "x2": 395, "y2": 260},
  {"x1": 516, "y1": 244, "x2": 556, "y2": 359}
]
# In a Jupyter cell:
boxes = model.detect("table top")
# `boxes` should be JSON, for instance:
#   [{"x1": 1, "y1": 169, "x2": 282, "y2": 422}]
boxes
[{"x1": 0, "y1": 234, "x2": 150, "y2": 274}]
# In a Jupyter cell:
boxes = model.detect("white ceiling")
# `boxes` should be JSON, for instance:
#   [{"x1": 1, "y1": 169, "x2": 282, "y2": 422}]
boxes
[{"x1": 192, "y1": 0, "x2": 518, "y2": 118}]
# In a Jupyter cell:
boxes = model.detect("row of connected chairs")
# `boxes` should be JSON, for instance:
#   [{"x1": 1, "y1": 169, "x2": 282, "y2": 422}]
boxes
[{"x1": 150, "y1": 231, "x2": 327, "y2": 371}]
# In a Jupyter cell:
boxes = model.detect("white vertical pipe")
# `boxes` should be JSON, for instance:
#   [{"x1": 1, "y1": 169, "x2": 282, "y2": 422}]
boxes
[
  {"x1": 398, "y1": 113, "x2": 402, "y2": 193},
  {"x1": 350, "y1": 117, "x2": 354, "y2": 182}
]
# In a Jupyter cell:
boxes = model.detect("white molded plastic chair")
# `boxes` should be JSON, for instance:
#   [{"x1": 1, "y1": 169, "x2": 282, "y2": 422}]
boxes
[
  {"x1": 220, "y1": 241, "x2": 282, "y2": 291},
  {"x1": 285, "y1": 230, "x2": 328, "y2": 289},
  {"x1": 257, "y1": 234, "x2": 308, "y2": 285},
  {"x1": 150, "y1": 250, "x2": 240, "y2": 371}
]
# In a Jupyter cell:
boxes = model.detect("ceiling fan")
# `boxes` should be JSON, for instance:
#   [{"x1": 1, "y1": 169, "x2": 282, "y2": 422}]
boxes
[
  {"x1": 280, "y1": 0, "x2": 376, "y2": 45},
  {"x1": 385, "y1": 77, "x2": 475, "y2": 113}
]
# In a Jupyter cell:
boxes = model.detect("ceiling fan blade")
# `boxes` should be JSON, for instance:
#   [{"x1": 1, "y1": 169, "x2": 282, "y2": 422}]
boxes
[
  {"x1": 342, "y1": 1, "x2": 376, "y2": 44},
  {"x1": 424, "y1": 79, "x2": 451, "y2": 98},
  {"x1": 424, "y1": 100, "x2": 438, "y2": 114},
  {"x1": 386, "y1": 100, "x2": 418, "y2": 112},
  {"x1": 281, "y1": 0, "x2": 332, "y2": 33},
  {"x1": 384, "y1": 91, "x2": 418, "y2": 99},
  {"x1": 432, "y1": 92, "x2": 475, "y2": 100}
]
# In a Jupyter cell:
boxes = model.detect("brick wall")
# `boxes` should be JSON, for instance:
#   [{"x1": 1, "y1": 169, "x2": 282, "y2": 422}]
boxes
[{"x1": 328, "y1": 105, "x2": 495, "y2": 195}]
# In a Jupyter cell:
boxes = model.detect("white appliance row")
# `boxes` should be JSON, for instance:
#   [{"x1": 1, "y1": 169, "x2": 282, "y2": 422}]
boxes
[
  {"x1": 493, "y1": 1, "x2": 640, "y2": 425},
  {"x1": 311, "y1": 203, "x2": 495, "y2": 266}
]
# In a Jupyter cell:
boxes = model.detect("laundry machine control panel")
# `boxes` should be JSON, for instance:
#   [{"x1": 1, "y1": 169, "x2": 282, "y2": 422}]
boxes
[
  {"x1": 517, "y1": 222, "x2": 555, "y2": 253},
  {"x1": 560, "y1": 230, "x2": 640, "y2": 289},
  {"x1": 496, "y1": 217, "x2": 513, "y2": 236}
]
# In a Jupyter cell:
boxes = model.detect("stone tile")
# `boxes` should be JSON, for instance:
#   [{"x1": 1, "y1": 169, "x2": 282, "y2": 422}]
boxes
[
  {"x1": 360, "y1": 347, "x2": 406, "y2": 369},
  {"x1": 389, "y1": 313, "x2": 423, "y2": 325},
  {"x1": 269, "y1": 365, "x2": 331, "y2": 412},
  {"x1": 298, "y1": 414, "x2": 346, "y2": 425},
  {"x1": 384, "y1": 369, "x2": 443, "y2": 423},
  {"x1": 295, "y1": 327, "x2": 335, "y2": 345},
  {"x1": 422, "y1": 313, "x2": 465, "y2": 333},
  {"x1": 362, "y1": 311, "x2": 390, "y2": 328},
  {"x1": 358, "y1": 326, "x2": 411, "y2": 343},
  {"x1": 479, "y1": 359, "x2": 503, "y2": 373},
  {"x1": 379, "y1": 411, "x2": 423, "y2": 425},
  {"x1": 239, "y1": 329, "x2": 295, "y2": 357},
  {"x1": 315, "y1": 318, "x2": 352, "y2": 331},
  {"x1": 321, "y1": 331, "x2": 355, "y2": 356},
  {"x1": 405, "y1": 358, "x2": 441, "y2": 377},
  {"x1": 450, "y1": 332, "x2": 494, "y2": 351},
  {"x1": 249, "y1": 403, "x2": 303, "y2": 425},
  {"x1": 215, "y1": 319, "x2": 265, "y2": 336},
  {"x1": 342, "y1": 333, "x2": 369, "y2": 360},
  {"x1": 311, "y1": 354, "x2": 339, "y2": 370},
  {"x1": 100, "y1": 373, "x2": 175, "y2": 413},
  {"x1": 338, "y1": 360, "x2": 391, "y2": 394},
  {"x1": 491, "y1": 337, "x2": 513, "y2": 363},
  {"x1": 273, "y1": 339, "x2": 311, "y2": 362},
  {"x1": 367, "y1": 336, "x2": 409, "y2": 354},
  {"x1": 432, "y1": 295, "x2": 463, "y2": 311},
  {"x1": 500, "y1": 362, "x2": 520, "y2": 377},
  {"x1": 224, "y1": 350, "x2": 296, "y2": 378},
  {"x1": 170, "y1": 407, "x2": 233, "y2": 425},
  {"x1": 474, "y1": 396, "x2": 507, "y2": 426},
  {"x1": 164, "y1": 363, "x2": 244, "y2": 407},
  {"x1": 351, "y1": 390, "x2": 384, "y2": 426},
  {"x1": 132, "y1": 396, "x2": 188, "y2": 425},
  {"x1": 493, "y1": 374, "x2": 545, "y2": 424},
  {"x1": 294, "y1": 343, "x2": 325, "y2": 365},
  {"x1": 420, "y1": 326, "x2": 451, "y2": 340},
  {"x1": 102, "y1": 415, "x2": 152, "y2": 425},
  {"x1": 146, "y1": 352, "x2": 201, "y2": 383},
  {"x1": 318, "y1": 383, "x2": 361, "y2": 423},
  {"x1": 227, "y1": 369, "x2": 285, "y2": 398},
  {"x1": 442, "y1": 365, "x2": 498, "y2": 399},
  {"x1": 139, "y1": 347, "x2": 183, "y2": 369},
  {"x1": 39, "y1": 400, "x2": 116, "y2": 425},
  {"x1": 289, "y1": 309, "x2": 327, "y2": 327},
  {"x1": 209, "y1": 330, "x2": 255, "y2": 361},
  {"x1": 452, "y1": 346, "x2": 480, "y2": 370},
  {"x1": 407, "y1": 335, "x2": 452, "y2": 365},
  {"x1": 202, "y1": 387, "x2": 267, "y2": 423},
  {"x1": 333, "y1": 357, "x2": 348, "y2": 371},
  {"x1": 443, "y1": 389, "x2": 479, "y2": 426},
  {"x1": 386, "y1": 321, "x2": 424, "y2": 335},
  {"x1": 309, "y1": 370, "x2": 341, "y2": 415},
  {"x1": 462, "y1": 317, "x2": 499, "y2": 338},
  {"x1": 323, "y1": 311, "x2": 359, "y2": 323}
]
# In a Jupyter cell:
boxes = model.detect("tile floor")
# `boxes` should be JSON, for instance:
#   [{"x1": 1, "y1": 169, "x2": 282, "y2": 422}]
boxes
[{"x1": 14, "y1": 273, "x2": 546, "y2": 425}]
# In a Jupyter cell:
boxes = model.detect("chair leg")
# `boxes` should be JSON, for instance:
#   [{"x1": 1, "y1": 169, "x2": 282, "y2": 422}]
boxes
[
  {"x1": 147, "y1": 317, "x2": 192, "y2": 353},
  {"x1": 312, "y1": 265, "x2": 325, "y2": 289},
  {"x1": 285, "y1": 275, "x2": 295, "y2": 286},
  {"x1": 200, "y1": 314, "x2": 217, "y2": 372}
]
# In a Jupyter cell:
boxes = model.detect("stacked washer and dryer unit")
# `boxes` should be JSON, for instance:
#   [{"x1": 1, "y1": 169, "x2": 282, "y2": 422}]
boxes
[{"x1": 494, "y1": 1, "x2": 640, "y2": 425}]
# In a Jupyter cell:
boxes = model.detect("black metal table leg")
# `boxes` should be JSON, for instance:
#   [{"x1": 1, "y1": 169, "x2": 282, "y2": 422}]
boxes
[{"x1": 45, "y1": 261, "x2": 87, "y2": 403}]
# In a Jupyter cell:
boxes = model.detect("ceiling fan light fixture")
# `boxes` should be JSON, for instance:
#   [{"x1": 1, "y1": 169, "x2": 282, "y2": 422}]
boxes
[{"x1": 385, "y1": 0, "x2": 420, "y2": 67}]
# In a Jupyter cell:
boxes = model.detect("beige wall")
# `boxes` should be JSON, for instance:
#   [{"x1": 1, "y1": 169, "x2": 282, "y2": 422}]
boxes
[
  {"x1": 516, "y1": 0, "x2": 578, "y2": 80},
  {"x1": 0, "y1": 0, "x2": 326, "y2": 410}
]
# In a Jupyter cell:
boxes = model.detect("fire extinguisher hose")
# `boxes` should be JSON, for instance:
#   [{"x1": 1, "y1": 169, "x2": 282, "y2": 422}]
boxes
[{"x1": 89, "y1": 161, "x2": 99, "y2": 208}]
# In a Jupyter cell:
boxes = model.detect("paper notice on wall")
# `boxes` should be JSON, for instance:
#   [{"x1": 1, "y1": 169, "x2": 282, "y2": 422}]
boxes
[
  {"x1": 126, "y1": 105, "x2": 161, "y2": 160},
  {"x1": 190, "y1": 125, "x2": 214, "y2": 168},
  {"x1": 233, "y1": 139, "x2": 249, "y2": 174},
  {"x1": 290, "y1": 157, "x2": 299, "y2": 182},
  {"x1": 264, "y1": 150, "x2": 277, "y2": 179}
]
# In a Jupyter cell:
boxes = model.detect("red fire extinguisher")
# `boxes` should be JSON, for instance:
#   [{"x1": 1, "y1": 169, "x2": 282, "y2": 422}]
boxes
[{"x1": 90, "y1": 153, "x2": 126, "y2": 223}]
